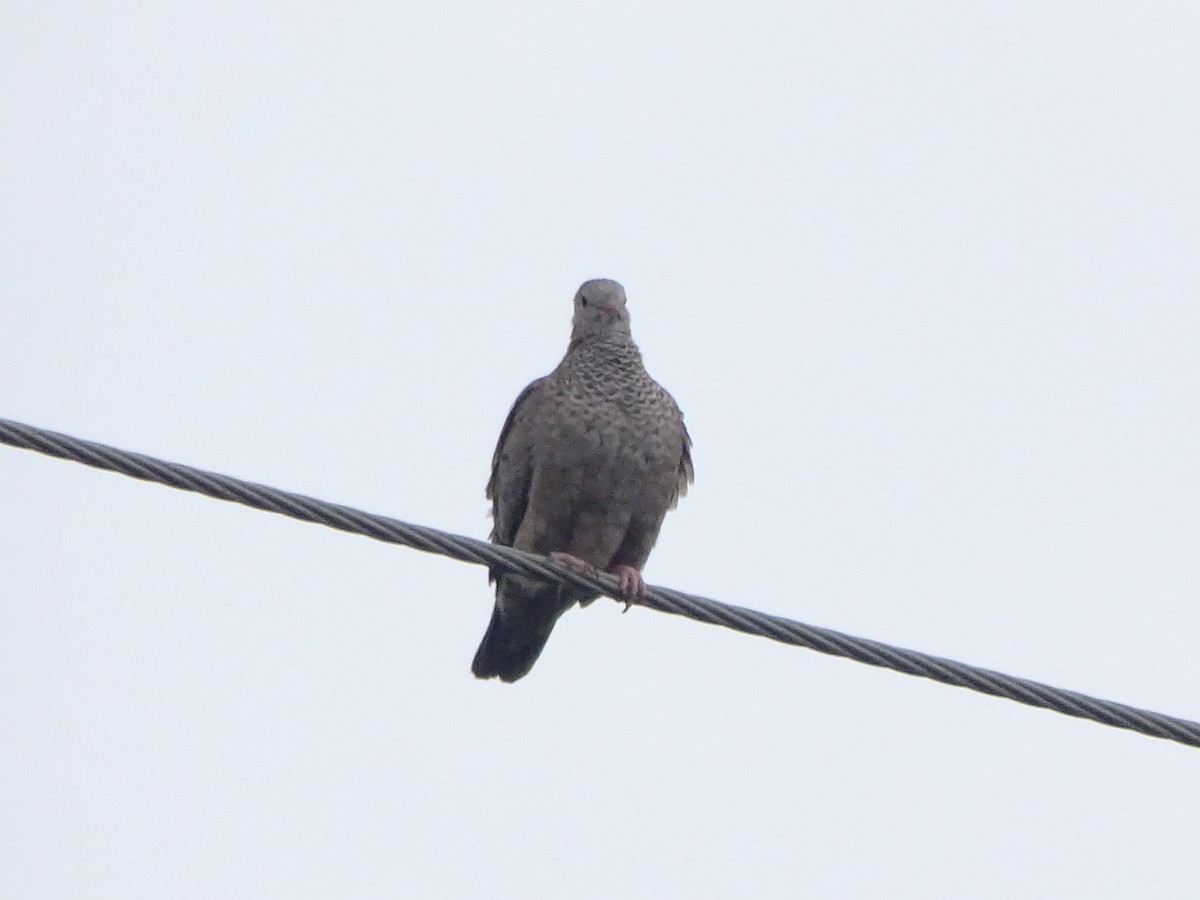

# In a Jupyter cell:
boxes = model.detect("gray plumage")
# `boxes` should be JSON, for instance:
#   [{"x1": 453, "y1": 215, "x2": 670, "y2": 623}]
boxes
[{"x1": 472, "y1": 278, "x2": 693, "y2": 682}]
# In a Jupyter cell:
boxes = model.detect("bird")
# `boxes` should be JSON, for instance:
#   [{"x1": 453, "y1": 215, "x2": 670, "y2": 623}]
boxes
[{"x1": 471, "y1": 278, "x2": 694, "y2": 682}]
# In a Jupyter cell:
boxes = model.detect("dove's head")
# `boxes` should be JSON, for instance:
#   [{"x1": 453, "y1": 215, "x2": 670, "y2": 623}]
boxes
[{"x1": 571, "y1": 278, "x2": 632, "y2": 342}]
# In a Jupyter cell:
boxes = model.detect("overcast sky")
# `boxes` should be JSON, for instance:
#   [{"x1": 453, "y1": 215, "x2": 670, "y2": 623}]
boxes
[{"x1": 3, "y1": 3, "x2": 1199, "y2": 898}]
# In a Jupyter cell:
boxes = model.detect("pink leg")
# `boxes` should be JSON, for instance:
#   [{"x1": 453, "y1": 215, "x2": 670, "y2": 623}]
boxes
[
  {"x1": 549, "y1": 551, "x2": 595, "y2": 573},
  {"x1": 610, "y1": 564, "x2": 645, "y2": 611},
  {"x1": 549, "y1": 553, "x2": 644, "y2": 611}
]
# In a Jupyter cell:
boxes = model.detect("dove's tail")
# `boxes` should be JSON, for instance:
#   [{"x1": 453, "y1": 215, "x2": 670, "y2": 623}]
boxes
[{"x1": 471, "y1": 580, "x2": 571, "y2": 683}]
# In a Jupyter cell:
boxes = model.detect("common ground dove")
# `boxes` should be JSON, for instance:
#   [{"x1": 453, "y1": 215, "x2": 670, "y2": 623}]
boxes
[{"x1": 471, "y1": 278, "x2": 693, "y2": 682}]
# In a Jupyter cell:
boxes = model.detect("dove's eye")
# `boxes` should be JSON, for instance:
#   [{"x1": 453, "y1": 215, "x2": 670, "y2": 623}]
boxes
[{"x1": 579, "y1": 296, "x2": 589, "y2": 307}]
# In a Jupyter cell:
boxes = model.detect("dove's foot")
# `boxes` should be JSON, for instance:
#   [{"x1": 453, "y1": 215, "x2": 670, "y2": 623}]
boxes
[
  {"x1": 549, "y1": 554, "x2": 644, "y2": 611},
  {"x1": 610, "y1": 564, "x2": 645, "y2": 612},
  {"x1": 550, "y1": 552, "x2": 596, "y2": 573}
]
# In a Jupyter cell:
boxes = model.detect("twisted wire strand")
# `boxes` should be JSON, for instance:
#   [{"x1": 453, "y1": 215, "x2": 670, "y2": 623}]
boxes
[{"x1": 2, "y1": 415, "x2": 1197, "y2": 749}]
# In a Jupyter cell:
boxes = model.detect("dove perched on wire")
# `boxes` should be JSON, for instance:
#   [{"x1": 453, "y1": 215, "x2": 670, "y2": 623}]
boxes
[{"x1": 471, "y1": 278, "x2": 694, "y2": 682}]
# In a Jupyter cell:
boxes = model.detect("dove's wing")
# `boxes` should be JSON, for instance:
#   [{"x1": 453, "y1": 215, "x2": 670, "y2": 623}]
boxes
[
  {"x1": 672, "y1": 419, "x2": 694, "y2": 508},
  {"x1": 486, "y1": 376, "x2": 547, "y2": 549}
]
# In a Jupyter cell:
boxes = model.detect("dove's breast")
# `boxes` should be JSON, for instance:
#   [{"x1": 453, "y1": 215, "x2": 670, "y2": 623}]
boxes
[{"x1": 539, "y1": 371, "x2": 685, "y2": 514}]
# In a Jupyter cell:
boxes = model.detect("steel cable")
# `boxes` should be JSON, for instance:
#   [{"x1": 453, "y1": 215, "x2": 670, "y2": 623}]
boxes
[{"x1": 2, "y1": 416, "x2": 1197, "y2": 748}]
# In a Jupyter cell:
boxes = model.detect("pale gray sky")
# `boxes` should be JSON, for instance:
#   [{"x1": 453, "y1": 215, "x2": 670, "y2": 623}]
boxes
[{"x1": 3, "y1": 3, "x2": 1199, "y2": 897}]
